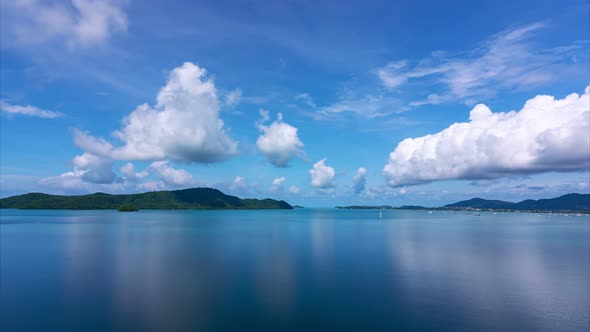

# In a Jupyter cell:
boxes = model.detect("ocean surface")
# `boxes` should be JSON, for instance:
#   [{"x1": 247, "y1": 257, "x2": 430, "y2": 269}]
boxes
[{"x1": 1, "y1": 209, "x2": 589, "y2": 332}]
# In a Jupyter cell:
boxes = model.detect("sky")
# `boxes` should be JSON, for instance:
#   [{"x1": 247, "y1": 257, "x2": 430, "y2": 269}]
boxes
[{"x1": 0, "y1": 0, "x2": 589, "y2": 207}]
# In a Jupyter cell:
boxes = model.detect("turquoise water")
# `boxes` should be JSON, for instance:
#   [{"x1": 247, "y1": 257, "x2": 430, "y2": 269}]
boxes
[{"x1": 1, "y1": 209, "x2": 589, "y2": 331}]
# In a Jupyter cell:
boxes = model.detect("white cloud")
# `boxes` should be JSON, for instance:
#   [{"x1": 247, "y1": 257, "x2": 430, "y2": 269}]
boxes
[
  {"x1": 378, "y1": 23, "x2": 588, "y2": 104},
  {"x1": 38, "y1": 156, "x2": 191, "y2": 194},
  {"x1": 359, "y1": 184, "x2": 411, "y2": 200},
  {"x1": 271, "y1": 176, "x2": 286, "y2": 192},
  {"x1": 2, "y1": 0, "x2": 127, "y2": 49},
  {"x1": 72, "y1": 152, "x2": 116, "y2": 184},
  {"x1": 73, "y1": 62, "x2": 238, "y2": 163},
  {"x1": 0, "y1": 100, "x2": 63, "y2": 118},
  {"x1": 225, "y1": 88, "x2": 242, "y2": 107},
  {"x1": 256, "y1": 112, "x2": 304, "y2": 167},
  {"x1": 70, "y1": 0, "x2": 127, "y2": 48},
  {"x1": 383, "y1": 87, "x2": 590, "y2": 187},
  {"x1": 39, "y1": 152, "x2": 123, "y2": 192},
  {"x1": 39, "y1": 171, "x2": 98, "y2": 192},
  {"x1": 409, "y1": 93, "x2": 449, "y2": 107},
  {"x1": 295, "y1": 93, "x2": 317, "y2": 108},
  {"x1": 377, "y1": 60, "x2": 408, "y2": 89},
  {"x1": 353, "y1": 167, "x2": 367, "y2": 194},
  {"x1": 319, "y1": 94, "x2": 407, "y2": 119},
  {"x1": 310, "y1": 159, "x2": 335, "y2": 188},
  {"x1": 288, "y1": 185, "x2": 300, "y2": 194},
  {"x1": 258, "y1": 109, "x2": 270, "y2": 123},
  {"x1": 272, "y1": 177, "x2": 286, "y2": 186},
  {"x1": 228, "y1": 176, "x2": 248, "y2": 193},
  {"x1": 73, "y1": 129, "x2": 114, "y2": 156},
  {"x1": 138, "y1": 181, "x2": 167, "y2": 192},
  {"x1": 120, "y1": 162, "x2": 148, "y2": 182},
  {"x1": 149, "y1": 161, "x2": 194, "y2": 188}
]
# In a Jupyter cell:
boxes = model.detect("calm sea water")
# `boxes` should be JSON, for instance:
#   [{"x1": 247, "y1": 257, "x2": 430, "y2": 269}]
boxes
[{"x1": 1, "y1": 209, "x2": 589, "y2": 332}]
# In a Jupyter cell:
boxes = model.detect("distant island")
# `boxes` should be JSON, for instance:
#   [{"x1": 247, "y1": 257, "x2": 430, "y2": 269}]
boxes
[
  {"x1": 337, "y1": 193, "x2": 590, "y2": 213},
  {"x1": 0, "y1": 187, "x2": 293, "y2": 210}
]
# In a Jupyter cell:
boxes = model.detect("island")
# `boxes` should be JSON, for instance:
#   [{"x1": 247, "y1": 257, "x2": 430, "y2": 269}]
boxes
[
  {"x1": 337, "y1": 193, "x2": 590, "y2": 214},
  {"x1": 118, "y1": 204, "x2": 139, "y2": 212},
  {"x1": 0, "y1": 187, "x2": 293, "y2": 210}
]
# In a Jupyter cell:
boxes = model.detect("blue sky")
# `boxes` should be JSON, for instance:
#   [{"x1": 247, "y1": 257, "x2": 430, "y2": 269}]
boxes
[{"x1": 1, "y1": 0, "x2": 589, "y2": 207}]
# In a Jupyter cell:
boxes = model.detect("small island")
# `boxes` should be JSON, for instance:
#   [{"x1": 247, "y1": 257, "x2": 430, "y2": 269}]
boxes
[{"x1": 118, "y1": 204, "x2": 139, "y2": 212}]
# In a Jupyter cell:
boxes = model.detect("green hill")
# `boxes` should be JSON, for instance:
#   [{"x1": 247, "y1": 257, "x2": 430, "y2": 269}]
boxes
[
  {"x1": 444, "y1": 198, "x2": 515, "y2": 209},
  {"x1": 336, "y1": 193, "x2": 589, "y2": 213},
  {"x1": 0, "y1": 188, "x2": 293, "y2": 210},
  {"x1": 444, "y1": 193, "x2": 590, "y2": 212}
]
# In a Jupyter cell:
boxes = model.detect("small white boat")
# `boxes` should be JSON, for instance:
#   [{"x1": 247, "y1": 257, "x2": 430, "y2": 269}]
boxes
[{"x1": 379, "y1": 209, "x2": 383, "y2": 219}]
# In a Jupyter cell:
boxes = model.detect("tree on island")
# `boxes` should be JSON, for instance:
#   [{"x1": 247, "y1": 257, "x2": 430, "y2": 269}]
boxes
[{"x1": 118, "y1": 204, "x2": 139, "y2": 212}]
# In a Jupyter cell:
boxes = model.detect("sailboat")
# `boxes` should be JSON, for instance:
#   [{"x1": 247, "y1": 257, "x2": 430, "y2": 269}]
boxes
[{"x1": 379, "y1": 209, "x2": 383, "y2": 219}]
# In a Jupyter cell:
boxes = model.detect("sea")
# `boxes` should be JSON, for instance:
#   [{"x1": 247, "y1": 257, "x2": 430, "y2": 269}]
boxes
[{"x1": 1, "y1": 209, "x2": 589, "y2": 332}]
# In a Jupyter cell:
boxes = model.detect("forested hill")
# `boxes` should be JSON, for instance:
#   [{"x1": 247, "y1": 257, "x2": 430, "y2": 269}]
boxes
[
  {"x1": 0, "y1": 188, "x2": 293, "y2": 210},
  {"x1": 337, "y1": 193, "x2": 590, "y2": 213},
  {"x1": 444, "y1": 193, "x2": 590, "y2": 212}
]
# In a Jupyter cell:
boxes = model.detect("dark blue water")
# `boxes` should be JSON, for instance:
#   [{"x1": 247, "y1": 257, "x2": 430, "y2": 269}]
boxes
[{"x1": 1, "y1": 209, "x2": 589, "y2": 332}]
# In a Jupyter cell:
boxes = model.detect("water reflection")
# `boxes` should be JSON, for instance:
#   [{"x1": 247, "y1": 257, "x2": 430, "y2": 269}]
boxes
[
  {"x1": 387, "y1": 213, "x2": 590, "y2": 331},
  {"x1": 1, "y1": 209, "x2": 588, "y2": 332}
]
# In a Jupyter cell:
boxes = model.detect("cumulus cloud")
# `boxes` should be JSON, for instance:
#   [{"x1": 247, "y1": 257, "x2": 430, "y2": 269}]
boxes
[
  {"x1": 271, "y1": 176, "x2": 286, "y2": 192},
  {"x1": 0, "y1": 100, "x2": 63, "y2": 118},
  {"x1": 353, "y1": 167, "x2": 367, "y2": 193},
  {"x1": 120, "y1": 162, "x2": 148, "y2": 182},
  {"x1": 228, "y1": 176, "x2": 248, "y2": 194},
  {"x1": 72, "y1": 152, "x2": 116, "y2": 184},
  {"x1": 288, "y1": 185, "x2": 300, "y2": 194},
  {"x1": 1, "y1": 0, "x2": 127, "y2": 49},
  {"x1": 377, "y1": 23, "x2": 588, "y2": 104},
  {"x1": 149, "y1": 161, "x2": 194, "y2": 188},
  {"x1": 73, "y1": 129, "x2": 114, "y2": 156},
  {"x1": 383, "y1": 87, "x2": 590, "y2": 187},
  {"x1": 39, "y1": 172, "x2": 102, "y2": 193},
  {"x1": 73, "y1": 62, "x2": 238, "y2": 163},
  {"x1": 39, "y1": 152, "x2": 121, "y2": 192},
  {"x1": 310, "y1": 159, "x2": 335, "y2": 188},
  {"x1": 256, "y1": 111, "x2": 304, "y2": 167},
  {"x1": 38, "y1": 156, "x2": 193, "y2": 194}
]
